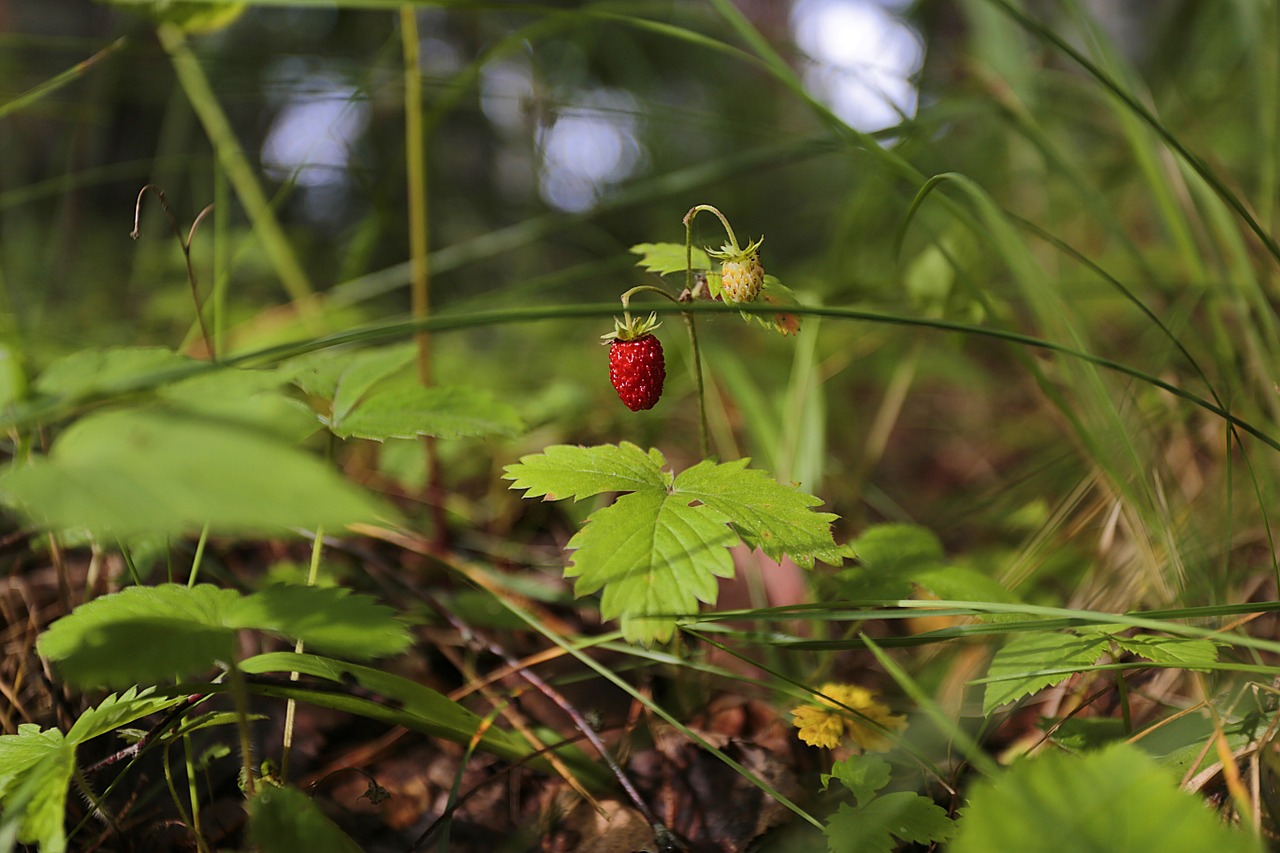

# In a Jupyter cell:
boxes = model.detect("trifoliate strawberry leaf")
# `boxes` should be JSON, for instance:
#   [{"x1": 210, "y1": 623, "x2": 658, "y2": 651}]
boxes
[
  {"x1": 630, "y1": 242, "x2": 711, "y2": 276},
  {"x1": 982, "y1": 630, "x2": 1111, "y2": 714},
  {"x1": 503, "y1": 443, "x2": 669, "y2": 501},
  {"x1": 566, "y1": 490, "x2": 736, "y2": 643},
  {"x1": 505, "y1": 444, "x2": 849, "y2": 642},
  {"x1": 950, "y1": 743, "x2": 1262, "y2": 853},
  {"x1": 1115, "y1": 634, "x2": 1219, "y2": 668},
  {"x1": 0, "y1": 725, "x2": 74, "y2": 853},
  {"x1": 674, "y1": 458, "x2": 850, "y2": 568},
  {"x1": 38, "y1": 583, "x2": 410, "y2": 689},
  {"x1": 332, "y1": 385, "x2": 523, "y2": 441}
]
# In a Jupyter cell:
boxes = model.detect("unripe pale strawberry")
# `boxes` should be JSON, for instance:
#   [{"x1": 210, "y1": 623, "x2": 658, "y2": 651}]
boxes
[{"x1": 708, "y1": 236, "x2": 765, "y2": 304}]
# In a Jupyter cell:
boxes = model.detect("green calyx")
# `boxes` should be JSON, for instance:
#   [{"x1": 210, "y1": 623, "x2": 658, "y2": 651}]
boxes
[
  {"x1": 601, "y1": 312, "x2": 661, "y2": 343},
  {"x1": 706, "y1": 234, "x2": 764, "y2": 263}
]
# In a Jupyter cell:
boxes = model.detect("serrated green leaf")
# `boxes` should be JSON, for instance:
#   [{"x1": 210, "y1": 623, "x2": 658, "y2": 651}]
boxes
[
  {"x1": 333, "y1": 385, "x2": 523, "y2": 440},
  {"x1": 227, "y1": 585, "x2": 411, "y2": 660},
  {"x1": 630, "y1": 242, "x2": 711, "y2": 275},
  {"x1": 507, "y1": 444, "x2": 848, "y2": 642},
  {"x1": 674, "y1": 458, "x2": 845, "y2": 567},
  {"x1": 982, "y1": 631, "x2": 1111, "y2": 714},
  {"x1": 67, "y1": 686, "x2": 181, "y2": 745},
  {"x1": 821, "y1": 754, "x2": 891, "y2": 805},
  {"x1": 0, "y1": 408, "x2": 394, "y2": 537},
  {"x1": 0, "y1": 725, "x2": 74, "y2": 853},
  {"x1": 825, "y1": 792, "x2": 955, "y2": 853},
  {"x1": 38, "y1": 584, "x2": 242, "y2": 688},
  {"x1": 504, "y1": 442, "x2": 668, "y2": 501},
  {"x1": 567, "y1": 490, "x2": 736, "y2": 643},
  {"x1": 248, "y1": 784, "x2": 362, "y2": 853},
  {"x1": 950, "y1": 743, "x2": 1262, "y2": 853},
  {"x1": 39, "y1": 584, "x2": 409, "y2": 690},
  {"x1": 329, "y1": 343, "x2": 417, "y2": 422},
  {"x1": 34, "y1": 346, "x2": 194, "y2": 400},
  {"x1": 1115, "y1": 635, "x2": 1219, "y2": 668}
]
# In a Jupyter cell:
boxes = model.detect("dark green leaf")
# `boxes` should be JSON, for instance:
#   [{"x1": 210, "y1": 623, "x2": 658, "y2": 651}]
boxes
[
  {"x1": 248, "y1": 785, "x2": 362, "y2": 853},
  {"x1": 228, "y1": 585, "x2": 411, "y2": 660},
  {"x1": 822, "y1": 754, "x2": 891, "y2": 805}
]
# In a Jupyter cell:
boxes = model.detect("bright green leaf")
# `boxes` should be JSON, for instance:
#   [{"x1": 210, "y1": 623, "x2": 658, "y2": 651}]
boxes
[
  {"x1": 0, "y1": 342, "x2": 28, "y2": 409},
  {"x1": 506, "y1": 444, "x2": 849, "y2": 642},
  {"x1": 0, "y1": 408, "x2": 395, "y2": 537},
  {"x1": 950, "y1": 743, "x2": 1262, "y2": 853},
  {"x1": 504, "y1": 443, "x2": 668, "y2": 501},
  {"x1": 0, "y1": 725, "x2": 74, "y2": 853},
  {"x1": 630, "y1": 242, "x2": 711, "y2": 275},
  {"x1": 333, "y1": 385, "x2": 523, "y2": 440},
  {"x1": 67, "y1": 686, "x2": 181, "y2": 745},
  {"x1": 567, "y1": 490, "x2": 736, "y2": 643},
  {"x1": 248, "y1": 784, "x2": 362, "y2": 853},
  {"x1": 1115, "y1": 634, "x2": 1219, "y2": 668},
  {"x1": 982, "y1": 630, "x2": 1111, "y2": 715},
  {"x1": 673, "y1": 458, "x2": 849, "y2": 568}
]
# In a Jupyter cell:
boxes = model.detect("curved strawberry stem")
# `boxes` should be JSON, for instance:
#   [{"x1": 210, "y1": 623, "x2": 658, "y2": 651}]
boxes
[{"x1": 684, "y1": 203, "x2": 740, "y2": 254}]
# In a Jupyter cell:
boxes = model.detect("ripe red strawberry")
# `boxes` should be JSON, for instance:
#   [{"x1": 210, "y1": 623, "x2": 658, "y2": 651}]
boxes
[
  {"x1": 602, "y1": 313, "x2": 665, "y2": 411},
  {"x1": 608, "y1": 334, "x2": 665, "y2": 411}
]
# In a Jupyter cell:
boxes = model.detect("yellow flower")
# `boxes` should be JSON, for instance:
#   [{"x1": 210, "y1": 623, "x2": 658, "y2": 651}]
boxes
[{"x1": 792, "y1": 683, "x2": 906, "y2": 751}]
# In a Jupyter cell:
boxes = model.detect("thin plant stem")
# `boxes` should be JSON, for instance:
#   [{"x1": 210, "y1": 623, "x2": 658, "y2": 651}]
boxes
[
  {"x1": 684, "y1": 203, "x2": 739, "y2": 251},
  {"x1": 183, "y1": 733, "x2": 203, "y2": 845},
  {"x1": 155, "y1": 23, "x2": 319, "y2": 318},
  {"x1": 187, "y1": 523, "x2": 209, "y2": 588},
  {"x1": 400, "y1": 8, "x2": 448, "y2": 551},
  {"x1": 280, "y1": 525, "x2": 324, "y2": 781},
  {"x1": 228, "y1": 662, "x2": 256, "y2": 797},
  {"x1": 131, "y1": 185, "x2": 215, "y2": 359}
]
